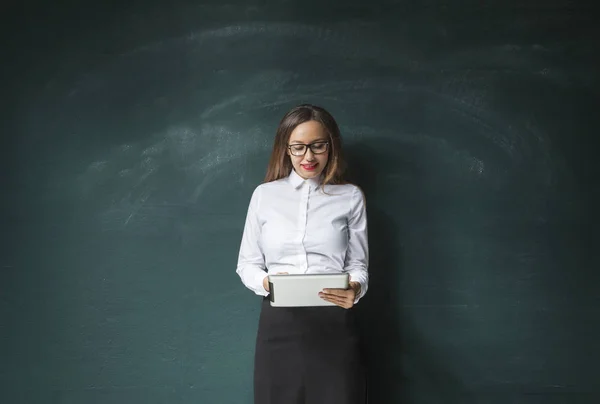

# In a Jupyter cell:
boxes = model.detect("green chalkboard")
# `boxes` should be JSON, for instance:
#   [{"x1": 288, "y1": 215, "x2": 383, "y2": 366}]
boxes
[{"x1": 1, "y1": 1, "x2": 599, "y2": 403}]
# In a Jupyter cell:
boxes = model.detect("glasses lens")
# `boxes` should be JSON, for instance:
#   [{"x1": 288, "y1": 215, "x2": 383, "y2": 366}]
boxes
[
  {"x1": 311, "y1": 142, "x2": 328, "y2": 154},
  {"x1": 289, "y1": 145, "x2": 306, "y2": 156}
]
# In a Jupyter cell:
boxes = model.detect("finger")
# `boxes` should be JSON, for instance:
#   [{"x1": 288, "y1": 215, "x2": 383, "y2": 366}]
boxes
[
  {"x1": 319, "y1": 289, "x2": 354, "y2": 299},
  {"x1": 321, "y1": 288, "x2": 352, "y2": 297},
  {"x1": 319, "y1": 293, "x2": 346, "y2": 303},
  {"x1": 329, "y1": 301, "x2": 352, "y2": 309},
  {"x1": 320, "y1": 295, "x2": 352, "y2": 309},
  {"x1": 319, "y1": 292, "x2": 350, "y2": 302},
  {"x1": 319, "y1": 293, "x2": 351, "y2": 306}
]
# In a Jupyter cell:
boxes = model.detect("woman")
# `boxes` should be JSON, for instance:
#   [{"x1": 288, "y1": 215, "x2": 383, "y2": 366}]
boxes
[{"x1": 236, "y1": 104, "x2": 369, "y2": 404}]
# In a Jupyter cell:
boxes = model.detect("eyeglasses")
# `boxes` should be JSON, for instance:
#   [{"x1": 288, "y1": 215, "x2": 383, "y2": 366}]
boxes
[{"x1": 287, "y1": 141, "x2": 329, "y2": 156}]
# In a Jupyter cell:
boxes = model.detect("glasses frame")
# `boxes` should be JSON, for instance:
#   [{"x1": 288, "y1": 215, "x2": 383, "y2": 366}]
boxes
[{"x1": 287, "y1": 141, "x2": 330, "y2": 157}]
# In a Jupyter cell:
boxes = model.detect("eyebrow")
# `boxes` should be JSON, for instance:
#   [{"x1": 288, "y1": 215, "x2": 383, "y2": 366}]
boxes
[{"x1": 289, "y1": 139, "x2": 328, "y2": 144}]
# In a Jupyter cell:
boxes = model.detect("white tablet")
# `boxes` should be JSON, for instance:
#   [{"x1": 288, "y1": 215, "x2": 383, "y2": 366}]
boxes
[{"x1": 268, "y1": 273, "x2": 349, "y2": 307}]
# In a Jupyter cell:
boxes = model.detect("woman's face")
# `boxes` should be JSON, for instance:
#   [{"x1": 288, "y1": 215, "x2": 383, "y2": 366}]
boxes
[{"x1": 287, "y1": 120, "x2": 330, "y2": 180}]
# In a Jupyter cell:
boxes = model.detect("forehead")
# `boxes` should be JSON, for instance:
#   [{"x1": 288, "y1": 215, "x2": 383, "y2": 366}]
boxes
[{"x1": 289, "y1": 120, "x2": 328, "y2": 143}]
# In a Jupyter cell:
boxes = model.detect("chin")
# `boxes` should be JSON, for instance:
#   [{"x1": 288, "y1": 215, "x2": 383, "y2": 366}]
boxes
[
  {"x1": 296, "y1": 168, "x2": 320, "y2": 179},
  {"x1": 308, "y1": 170, "x2": 325, "y2": 178}
]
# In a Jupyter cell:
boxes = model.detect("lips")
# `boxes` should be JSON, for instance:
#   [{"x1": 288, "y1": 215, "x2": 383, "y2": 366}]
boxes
[{"x1": 301, "y1": 163, "x2": 317, "y2": 171}]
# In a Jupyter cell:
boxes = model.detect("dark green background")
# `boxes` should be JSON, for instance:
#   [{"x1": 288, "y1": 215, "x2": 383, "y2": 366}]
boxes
[{"x1": 1, "y1": 0, "x2": 598, "y2": 403}]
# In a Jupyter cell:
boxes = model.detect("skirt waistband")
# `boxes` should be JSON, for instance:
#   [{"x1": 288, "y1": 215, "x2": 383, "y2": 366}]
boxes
[{"x1": 257, "y1": 296, "x2": 358, "y2": 341}]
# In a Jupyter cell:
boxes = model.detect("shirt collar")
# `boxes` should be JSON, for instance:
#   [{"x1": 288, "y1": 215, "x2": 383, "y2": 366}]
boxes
[{"x1": 288, "y1": 169, "x2": 321, "y2": 190}]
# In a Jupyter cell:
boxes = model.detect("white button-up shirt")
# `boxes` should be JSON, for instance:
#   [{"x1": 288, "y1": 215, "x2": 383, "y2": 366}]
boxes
[{"x1": 236, "y1": 169, "x2": 369, "y2": 302}]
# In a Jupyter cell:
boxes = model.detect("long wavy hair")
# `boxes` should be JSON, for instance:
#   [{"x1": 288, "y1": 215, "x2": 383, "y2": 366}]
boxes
[{"x1": 264, "y1": 104, "x2": 347, "y2": 185}]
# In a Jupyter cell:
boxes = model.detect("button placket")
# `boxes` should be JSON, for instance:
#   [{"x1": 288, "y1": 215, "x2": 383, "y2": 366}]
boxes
[{"x1": 297, "y1": 182, "x2": 310, "y2": 272}]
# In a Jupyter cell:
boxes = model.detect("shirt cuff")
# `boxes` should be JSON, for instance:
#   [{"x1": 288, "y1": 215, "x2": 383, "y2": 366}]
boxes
[
  {"x1": 254, "y1": 271, "x2": 269, "y2": 297},
  {"x1": 349, "y1": 274, "x2": 368, "y2": 304}
]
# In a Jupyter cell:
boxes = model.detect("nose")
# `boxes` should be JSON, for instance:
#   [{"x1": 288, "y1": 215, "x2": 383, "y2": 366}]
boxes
[{"x1": 304, "y1": 148, "x2": 315, "y2": 161}]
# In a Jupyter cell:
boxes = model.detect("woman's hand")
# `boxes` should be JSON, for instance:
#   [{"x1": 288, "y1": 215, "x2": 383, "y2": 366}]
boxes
[
  {"x1": 263, "y1": 272, "x2": 288, "y2": 292},
  {"x1": 319, "y1": 281, "x2": 361, "y2": 309}
]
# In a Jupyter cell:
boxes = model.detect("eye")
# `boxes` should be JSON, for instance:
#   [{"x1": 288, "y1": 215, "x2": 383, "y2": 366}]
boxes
[
  {"x1": 312, "y1": 142, "x2": 327, "y2": 151},
  {"x1": 290, "y1": 145, "x2": 305, "y2": 152}
]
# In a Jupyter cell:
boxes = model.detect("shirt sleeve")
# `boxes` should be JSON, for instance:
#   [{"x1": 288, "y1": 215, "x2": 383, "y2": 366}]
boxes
[
  {"x1": 344, "y1": 186, "x2": 369, "y2": 303},
  {"x1": 236, "y1": 186, "x2": 269, "y2": 296}
]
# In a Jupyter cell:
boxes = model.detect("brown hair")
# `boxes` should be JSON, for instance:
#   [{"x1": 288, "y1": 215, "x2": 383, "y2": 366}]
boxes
[{"x1": 263, "y1": 104, "x2": 347, "y2": 185}]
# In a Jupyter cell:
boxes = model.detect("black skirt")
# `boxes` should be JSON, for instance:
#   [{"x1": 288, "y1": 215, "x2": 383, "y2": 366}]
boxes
[{"x1": 254, "y1": 297, "x2": 366, "y2": 404}]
